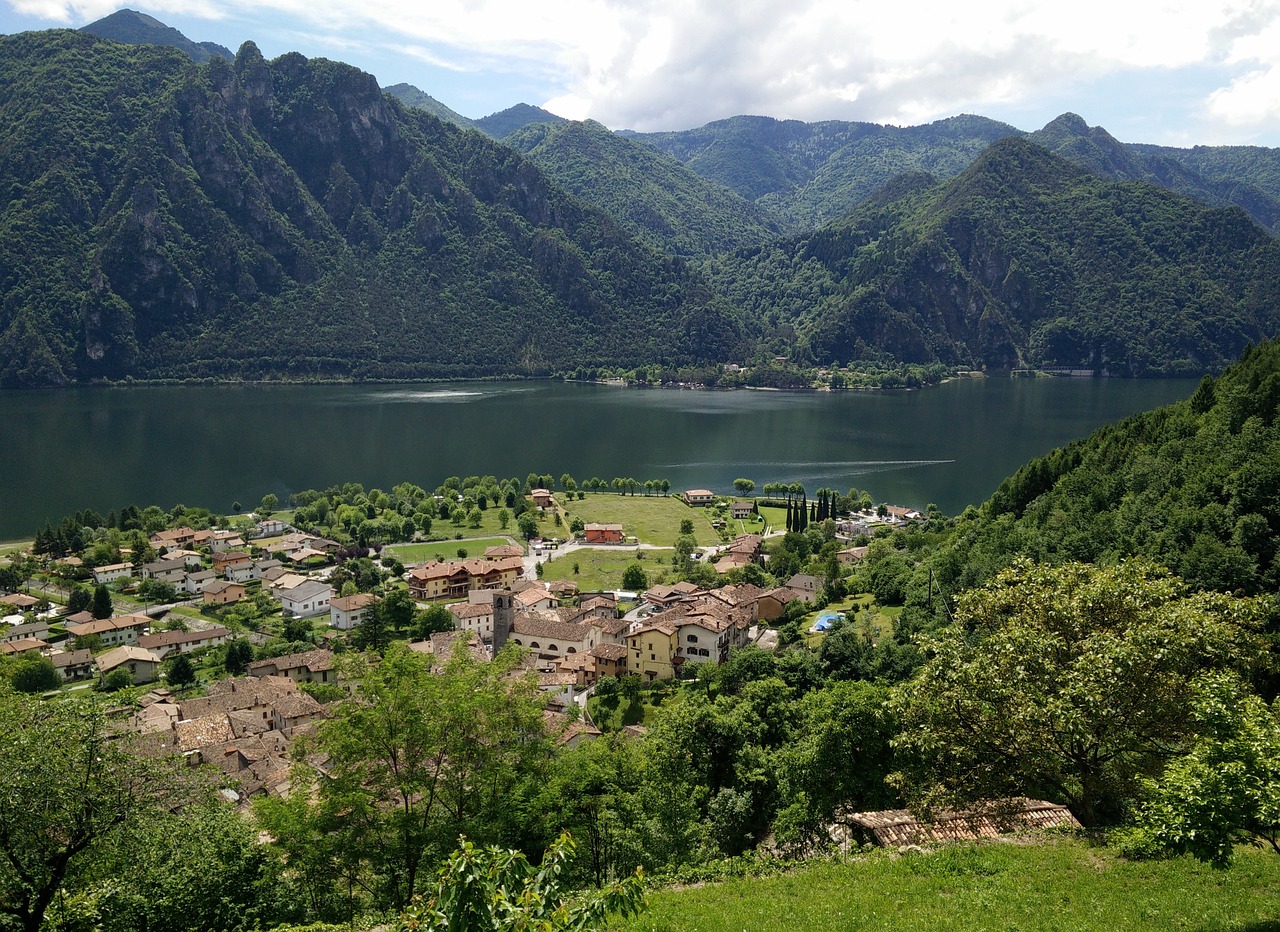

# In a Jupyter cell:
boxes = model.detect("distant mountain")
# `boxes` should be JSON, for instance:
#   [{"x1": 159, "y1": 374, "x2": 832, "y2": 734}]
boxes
[
  {"x1": 710, "y1": 137, "x2": 1280, "y2": 374},
  {"x1": 475, "y1": 103, "x2": 567, "y2": 138},
  {"x1": 506, "y1": 119, "x2": 783, "y2": 256},
  {"x1": 383, "y1": 83, "x2": 479, "y2": 133},
  {"x1": 0, "y1": 30, "x2": 741, "y2": 387},
  {"x1": 80, "y1": 8, "x2": 232, "y2": 63},
  {"x1": 1030, "y1": 113, "x2": 1280, "y2": 235},
  {"x1": 626, "y1": 114, "x2": 1021, "y2": 230}
]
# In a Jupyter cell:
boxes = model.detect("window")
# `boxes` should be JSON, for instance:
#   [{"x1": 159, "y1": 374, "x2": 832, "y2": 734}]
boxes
[{"x1": 687, "y1": 634, "x2": 698, "y2": 643}]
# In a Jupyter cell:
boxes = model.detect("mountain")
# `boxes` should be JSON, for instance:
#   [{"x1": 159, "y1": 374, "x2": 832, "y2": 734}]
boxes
[
  {"x1": 383, "y1": 83, "x2": 479, "y2": 133},
  {"x1": 79, "y1": 8, "x2": 233, "y2": 63},
  {"x1": 0, "y1": 30, "x2": 742, "y2": 387},
  {"x1": 709, "y1": 137, "x2": 1280, "y2": 374},
  {"x1": 1030, "y1": 113, "x2": 1280, "y2": 235},
  {"x1": 474, "y1": 104, "x2": 567, "y2": 139},
  {"x1": 505, "y1": 119, "x2": 783, "y2": 256},
  {"x1": 625, "y1": 114, "x2": 1021, "y2": 230}
]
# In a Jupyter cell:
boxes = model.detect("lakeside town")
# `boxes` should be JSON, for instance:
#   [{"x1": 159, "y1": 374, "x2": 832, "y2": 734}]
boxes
[{"x1": 0, "y1": 478, "x2": 921, "y2": 807}]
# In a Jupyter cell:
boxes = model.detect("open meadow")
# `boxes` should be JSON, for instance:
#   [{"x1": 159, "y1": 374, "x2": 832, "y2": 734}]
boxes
[
  {"x1": 559, "y1": 494, "x2": 722, "y2": 546},
  {"x1": 616, "y1": 838, "x2": 1279, "y2": 931},
  {"x1": 542, "y1": 546, "x2": 675, "y2": 591}
]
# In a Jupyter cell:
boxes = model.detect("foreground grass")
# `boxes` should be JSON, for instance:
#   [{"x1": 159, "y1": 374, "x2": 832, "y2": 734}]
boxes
[
  {"x1": 543, "y1": 547, "x2": 675, "y2": 592},
  {"x1": 617, "y1": 838, "x2": 1279, "y2": 931},
  {"x1": 560, "y1": 495, "x2": 720, "y2": 547}
]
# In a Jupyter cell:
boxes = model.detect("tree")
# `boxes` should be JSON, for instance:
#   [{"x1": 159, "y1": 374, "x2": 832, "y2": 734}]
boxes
[
  {"x1": 621, "y1": 563, "x2": 648, "y2": 591},
  {"x1": 91, "y1": 583, "x2": 113, "y2": 619},
  {"x1": 282, "y1": 646, "x2": 549, "y2": 909},
  {"x1": 396, "y1": 832, "x2": 644, "y2": 931},
  {"x1": 518, "y1": 513, "x2": 539, "y2": 540},
  {"x1": 283, "y1": 615, "x2": 314, "y2": 644},
  {"x1": 166, "y1": 653, "x2": 196, "y2": 689},
  {"x1": 733, "y1": 478, "x2": 755, "y2": 497},
  {"x1": 10, "y1": 654, "x2": 59, "y2": 694},
  {"x1": 1127, "y1": 672, "x2": 1280, "y2": 866},
  {"x1": 414, "y1": 602, "x2": 455, "y2": 638},
  {"x1": 0, "y1": 693, "x2": 203, "y2": 932},
  {"x1": 891, "y1": 559, "x2": 1266, "y2": 826},
  {"x1": 259, "y1": 493, "x2": 279, "y2": 516},
  {"x1": 679, "y1": 518, "x2": 694, "y2": 536},
  {"x1": 67, "y1": 584, "x2": 92, "y2": 614},
  {"x1": 224, "y1": 639, "x2": 254, "y2": 675},
  {"x1": 497, "y1": 508, "x2": 510, "y2": 530}
]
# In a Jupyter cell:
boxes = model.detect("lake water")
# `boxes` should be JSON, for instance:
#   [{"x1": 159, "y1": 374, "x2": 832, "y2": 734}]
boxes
[{"x1": 0, "y1": 377, "x2": 1195, "y2": 540}]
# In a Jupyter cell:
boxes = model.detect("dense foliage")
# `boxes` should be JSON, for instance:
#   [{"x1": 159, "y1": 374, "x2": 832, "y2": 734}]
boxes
[
  {"x1": 627, "y1": 113, "x2": 1019, "y2": 231},
  {"x1": 707, "y1": 139, "x2": 1280, "y2": 372},
  {"x1": 0, "y1": 32, "x2": 740, "y2": 387},
  {"x1": 507, "y1": 120, "x2": 782, "y2": 257}
]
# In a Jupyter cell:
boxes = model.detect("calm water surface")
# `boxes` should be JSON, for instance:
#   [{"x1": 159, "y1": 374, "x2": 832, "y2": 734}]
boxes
[{"x1": 0, "y1": 378, "x2": 1195, "y2": 540}]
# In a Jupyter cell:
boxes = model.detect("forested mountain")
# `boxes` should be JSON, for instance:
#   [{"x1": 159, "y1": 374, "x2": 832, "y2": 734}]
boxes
[
  {"x1": 474, "y1": 103, "x2": 567, "y2": 138},
  {"x1": 1031, "y1": 113, "x2": 1280, "y2": 235},
  {"x1": 506, "y1": 119, "x2": 783, "y2": 256},
  {"x1": 707, "y1": 137, "x2": 1280, "y2": 372},
  {"x1": 625, "y1": 114, "x2": 1021, "y2": 230},
  {"x1": 926, "y1": 338, "x2": 1280, "y2": 602},
  {"x1": 80, "y1": 9, "x2": 233, "y2": 63},
  {"x1": 0, "y1": 31, "x2": 742, "y2": 387},
  {"x1": 383, "y1": 82, "x2": 479, "y2": 132}
]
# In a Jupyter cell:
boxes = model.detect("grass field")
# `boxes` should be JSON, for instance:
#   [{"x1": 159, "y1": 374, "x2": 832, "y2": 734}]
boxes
[
  {"x1": 559, "y1": 495, "x2": 720, "y2": 546},
  {"x1": 616, "y1": 837, "x2": 1280, "y2": 931},
  {"x1": 386, "y1": 537, "x2": 518, "y2": 563},
  {"x1": 542, "y1": 547, "x2": 675, "y2": 591}
]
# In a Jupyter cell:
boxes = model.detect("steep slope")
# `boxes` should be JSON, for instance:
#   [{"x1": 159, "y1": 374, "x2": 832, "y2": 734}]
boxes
[
  {"x1": 710, "y1": 137, "x2": 1280, "y2": 373},
  {"x1": 627, "y1": 114, "x2": 1021, "y2": 230},
  {"x1": 474, "y1": 104, "x2": 566, "y2": 138},
  {"x1": 1032, "y1": 114, "x2": 1280, "y2": 235},
  {"x1": 505, "y1": 119, "x2": 783, "y2": 256},
  {"x1": 0, "y1": 30, "x2": 741, "y2": 386},
  {"x1": 383, "y1": 83, "x2": 479, "y2": 132},
  {"x1": 80, "y1": 8, "x2": 233, "y2": 62},
  {"x1": 932, "y1": 338, "x2": 1280, "y2": 599}
]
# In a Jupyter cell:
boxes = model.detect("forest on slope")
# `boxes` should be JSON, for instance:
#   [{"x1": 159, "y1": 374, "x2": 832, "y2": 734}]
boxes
[
  {"x1": 0, "y1": 31, "x2": 742, "y2": 387},
  {"x1": 706, "y1": 138, "x2": 1280, "y2": 372}
]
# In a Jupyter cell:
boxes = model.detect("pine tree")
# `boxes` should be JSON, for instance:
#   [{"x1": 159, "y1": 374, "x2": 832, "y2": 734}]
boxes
[
  {"x1": 91, "y1": 584, "x2": 113, "y2": 620},
  {"x1": 167, "y1": 653, "x2": 196, "y2": 688}
]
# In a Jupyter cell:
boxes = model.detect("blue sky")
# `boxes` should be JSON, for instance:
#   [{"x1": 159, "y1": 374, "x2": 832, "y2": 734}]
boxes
[{"x1": 4, "y1": 0, "x2": 1280, "y2": 146}]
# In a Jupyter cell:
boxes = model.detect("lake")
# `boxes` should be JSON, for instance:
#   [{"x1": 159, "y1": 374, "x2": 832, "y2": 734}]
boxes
[{"x1": 0, "y1": 377, "x2": 1196, "y2": 540}]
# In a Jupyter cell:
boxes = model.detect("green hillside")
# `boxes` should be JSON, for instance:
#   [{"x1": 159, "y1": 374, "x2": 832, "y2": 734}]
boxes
[
  {"x1": 507, "y1": 119, "x2": 783, "y2": 256},
  {"x1": 383, "y1": 82, "x2": 480, "y2": 132},
  {"x1": 0, "y1": 31, "x2": 742, "y2": 387},
  {"x1": 627, "y1": 113, "x2": 1020, "y2": 230},
  {"x1": 79, "y1": 8, "x2": 234, "y2": 63},
  {"x1": 710, "y1": 137, "x2": 1280, "y2": 373}
]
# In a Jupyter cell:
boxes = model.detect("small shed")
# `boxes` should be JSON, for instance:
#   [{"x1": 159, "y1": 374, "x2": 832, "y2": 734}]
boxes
[{"x1": 838, "y1": 798, "x2": 1081, "y2": 848}]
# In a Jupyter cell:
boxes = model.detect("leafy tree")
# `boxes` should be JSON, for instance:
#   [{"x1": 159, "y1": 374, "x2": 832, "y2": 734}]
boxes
[
  {"x1": 621, "y1": 563, "x2": 648, "y2": 591},
  {"x1": 679, "y1": 518, "x2": 694, "y2": 536},
  {"x1": 67, "y1": 585, "x2": 92, "y2": 614},
  {"x1": 733, "y1": 478, "x2": 755, "y2": 497},
  {"x1": 10, "y1": 654, "x2": 59, "y2": 694},
  {"x1": 224, "y1": 639, "x2": 254, "y2": 675},
  {"x1": 497, "y1": 508, "x2": 510, "y2": 530},
  {"x1": 396, "y1": 832, "x2": 644, "y2": 931},
  {"x1": 91, "y1": 584, "x2": 113, "y2": 619},
  {"x1": 380, "y1": 588, "x2": 416, "y2": 633},
  {"x1": 259, "y1": 493, "x2": 279, "y2": 516},
  {"x1": 278, "y1": 646, "x2": 548, "y2": 909},
  {"x1": 101, "y1": 669, "x2": 134, "y2": 692},
  {"x1": 518, "y1": 513, "x2": 539, "y2": 540},
  {"x1": 166, "y1": 653, "x2": 196, "y2": 689},
  {"x1": 891, "y1": 559, "x2": 1266, "y2": 826},
  {"x1": 0, "y1": 693, "x2": 203, "y2": 932},
  {"x1": 414, "y1": 603, "x2": 456, "y2": 639},
  {"x1": 1127, "y1": 672, "x2": 1280, "y2": 865},
  {"x1": 137, "y1": 578, "x2": 178, "y2": 604},
  {"x1": 282, "y1": 616, "x2": 314, "y2": 644}
]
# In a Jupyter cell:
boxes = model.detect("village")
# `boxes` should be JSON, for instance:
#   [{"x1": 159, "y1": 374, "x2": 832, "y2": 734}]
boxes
[{"x1": 0, "y1": 480, "x2": 924, "y2": 808}]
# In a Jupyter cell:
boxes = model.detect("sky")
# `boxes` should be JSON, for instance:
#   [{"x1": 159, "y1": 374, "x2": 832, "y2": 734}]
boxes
[{"x1": 3, "y1": 0, "x2": 1280, "y2": 146}]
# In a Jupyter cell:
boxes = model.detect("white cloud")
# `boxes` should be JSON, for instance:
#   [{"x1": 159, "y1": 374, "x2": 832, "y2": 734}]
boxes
[{"x1": 11, "y1": 0, "x2": 1280, "y2": 138}]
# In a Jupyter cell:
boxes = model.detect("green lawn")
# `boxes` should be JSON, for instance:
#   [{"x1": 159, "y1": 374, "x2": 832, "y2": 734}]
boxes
[
  {"x1": 387, "y1": 537, "x2": 518, "y2": 563},
  {"x1": 559, "y1": 495, "x2": 720, "y2": 546},
  {"x1": 617, "y1": 837, "x2": 1280, "y2": 931},
  {"x1": 542, "y1": 547, "x2": 675, "y2": 591},
  {"x1": 802, "y1": 593, "x2": 896, "y2": 647}
]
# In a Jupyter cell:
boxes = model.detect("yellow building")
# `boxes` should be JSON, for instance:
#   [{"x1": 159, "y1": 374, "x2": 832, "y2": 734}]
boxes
[{"x1": 626, "y1": 619, "x2": 680, "y2": 681}]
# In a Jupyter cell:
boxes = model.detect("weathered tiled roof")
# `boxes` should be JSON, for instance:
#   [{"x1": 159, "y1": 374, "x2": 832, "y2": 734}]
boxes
[{"x1": 840, "y1": 799, "x2": 1081, "y2": 847}]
